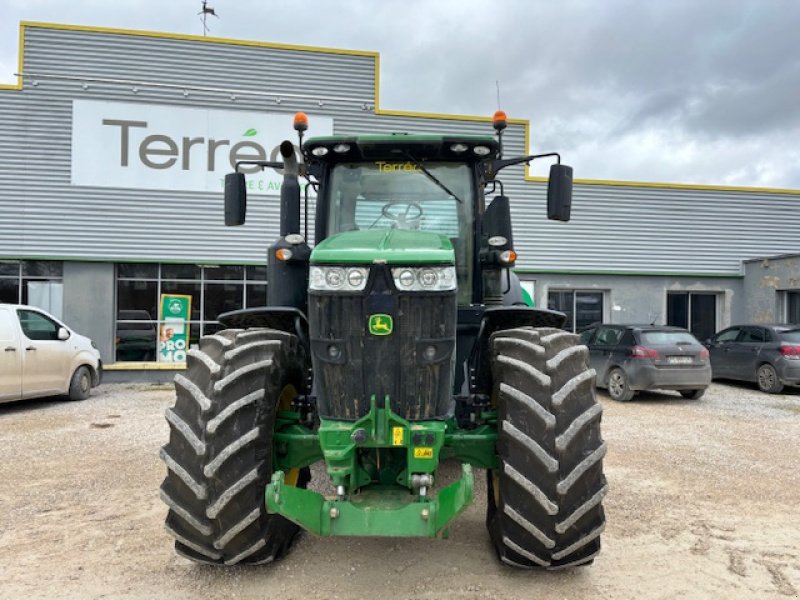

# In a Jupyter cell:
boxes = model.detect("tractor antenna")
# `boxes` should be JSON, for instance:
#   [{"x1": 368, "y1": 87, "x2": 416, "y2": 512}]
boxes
[
  {"x1": 198, "y1": 0, "x2": 219, "y2": 37},
  {"x1": 493, "y1": 81, "x2": 507, "y2": 157}
]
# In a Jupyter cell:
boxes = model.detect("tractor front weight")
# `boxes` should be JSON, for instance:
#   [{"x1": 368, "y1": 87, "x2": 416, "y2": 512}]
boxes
[{"x1": 265, "y1": 395, "x2": 497, "y2": 537}]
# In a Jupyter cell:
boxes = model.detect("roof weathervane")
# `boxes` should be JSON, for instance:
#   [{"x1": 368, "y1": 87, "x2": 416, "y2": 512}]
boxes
[{"x1": 198, "y1": 0, "x2": 220, "y2": 36}]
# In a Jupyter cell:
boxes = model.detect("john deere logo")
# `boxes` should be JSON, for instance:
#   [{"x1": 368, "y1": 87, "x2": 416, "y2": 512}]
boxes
[{"x1": 368, "y1": 314, "x2": 393, "y2": 336}]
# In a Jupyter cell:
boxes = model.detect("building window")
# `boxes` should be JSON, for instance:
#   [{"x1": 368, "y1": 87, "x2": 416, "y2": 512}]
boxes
[
  {"x1": 666, "y1": 292, "x2": 718, "y2": 342},
  {"x1": 784, "y1": 290, "x2": 800, "y2": 325},
  {"x1": 0, "y1": 261, "x2": 64, "y2": 316},
  {"x1": 115, "y1": 263, "x2": 267, "y2": 362},
  {"x1": 547, "y1": 290, "x2": 604, "y2": 332}
]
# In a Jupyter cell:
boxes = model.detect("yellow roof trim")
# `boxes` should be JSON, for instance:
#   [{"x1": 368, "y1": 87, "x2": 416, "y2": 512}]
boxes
[
  {"x1": 3, "y1": 21, "x2": 799, "y2": 195},
  {"x1": 524, "y1": 175, "x2": 800, "y2": 195}
]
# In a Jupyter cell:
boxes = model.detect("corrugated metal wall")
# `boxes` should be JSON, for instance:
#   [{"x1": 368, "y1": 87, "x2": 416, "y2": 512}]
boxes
[{"x1": 1, "y1": 24, "x2": 798, "y2": 276}]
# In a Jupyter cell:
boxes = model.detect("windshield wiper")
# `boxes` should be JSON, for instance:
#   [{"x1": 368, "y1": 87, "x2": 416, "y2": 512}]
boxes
[{"x1": 404, "y1": 152, "x2": 463, "y2": 203}]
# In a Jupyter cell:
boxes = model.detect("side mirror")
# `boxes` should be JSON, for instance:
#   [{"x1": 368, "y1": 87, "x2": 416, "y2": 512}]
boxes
[
  {"x1": 547, "y1": 164, "x2": 573, "y2": 222},
  {"x1": 57, "y1": 327, "x2": 70, "y2": 341},
  {"x1": 224, "y1": 172, "x2": 247, "y2": 226},
  {"x1": 482, "y1": 195, "x2": 514, "y2": 251}
]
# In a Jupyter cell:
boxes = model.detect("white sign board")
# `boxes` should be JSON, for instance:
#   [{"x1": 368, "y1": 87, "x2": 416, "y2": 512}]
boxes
[{"x1": 71, "y1": 100, "x2": 333, "y2": 194}]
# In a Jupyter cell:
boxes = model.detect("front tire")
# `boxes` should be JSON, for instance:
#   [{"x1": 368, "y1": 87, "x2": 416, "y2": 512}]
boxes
[
  {"x1": 487, "y1": 327, "x2": 607, "y2": 569},
  {"x1": 68, "y1": 365, "x2": 92, "y2": 401},
  {"x1": 160, "y1": 328, "x2": 309, "y2": 565},
  {"x1": 757, "y1": 363, "x2": 784, "y2": 394},
  {"x1": 680, "y1": 389, "x2": 705, "y2": 400}
]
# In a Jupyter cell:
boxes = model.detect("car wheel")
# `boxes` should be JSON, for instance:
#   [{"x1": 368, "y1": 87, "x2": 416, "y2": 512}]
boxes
[
  {"x1": 607, "y1": 368, "x2": 635, "y2": 402},
  {"x1": 756, "y1": 364, "x2": 784, "y2": 394},
  {"x1": 68, "y1": 365, "x2": 93, "y2": 401},
  {"x1": 680, "y1": 389, "x2": 705, "y2": 400}
]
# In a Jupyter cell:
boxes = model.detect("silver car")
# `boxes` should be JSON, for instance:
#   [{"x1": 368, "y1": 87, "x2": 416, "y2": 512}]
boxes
[{"x1": 0, "y1": 304, "x2": 102, "y2": 403}]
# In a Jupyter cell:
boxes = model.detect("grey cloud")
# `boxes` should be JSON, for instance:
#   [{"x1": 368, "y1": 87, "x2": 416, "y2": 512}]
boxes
[{"x1": 1, "y1": 0, "x2": 799, "y2": 187}]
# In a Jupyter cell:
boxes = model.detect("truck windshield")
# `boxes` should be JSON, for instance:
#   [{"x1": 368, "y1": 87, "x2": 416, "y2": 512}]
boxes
[{"x1": 327, "y1": 161, "x2": 475, "y2": 304}]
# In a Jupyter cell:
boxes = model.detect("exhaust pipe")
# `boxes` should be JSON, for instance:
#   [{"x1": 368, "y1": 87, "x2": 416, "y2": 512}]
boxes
[{"x1": 279, "y1": 140, "x2": 301, "y2": 237}]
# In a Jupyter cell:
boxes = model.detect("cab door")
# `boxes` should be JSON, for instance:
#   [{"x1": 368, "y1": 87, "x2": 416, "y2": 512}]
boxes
[
  {"x1": 0, "y1": 307, "x2": 23, "y2": 402},
  {"x1": 17, "y1": 308, "x2": 72, "y2": 397}
]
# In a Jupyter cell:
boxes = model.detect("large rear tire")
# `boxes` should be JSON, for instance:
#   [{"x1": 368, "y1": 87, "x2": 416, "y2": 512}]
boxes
[
  {"x1": 487, "y1": 327, "x2": 607, "y2": 569},
  {"x1": 160, "y1": 328, "x2": 309, "y2": 565}
]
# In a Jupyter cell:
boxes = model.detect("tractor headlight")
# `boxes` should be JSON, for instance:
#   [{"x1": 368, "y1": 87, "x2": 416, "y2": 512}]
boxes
[
  {"x1": 309, "y1": 266, "x2": 369, "y2": 292},
  {"x1": 391, "y1": 266, "x2": 456, "y2": 292}
]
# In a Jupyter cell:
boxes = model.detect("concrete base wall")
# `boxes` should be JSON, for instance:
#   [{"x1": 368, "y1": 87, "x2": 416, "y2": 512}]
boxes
[
  {"x1": 526, "y1": 273, "x2": 744, "y2": 330},
  {"x1": 62, "y1": 262, "x2": 115, "y2": 364},
  {"x1": 743, "y1": 255, "x2": 800, "y2": 323}
]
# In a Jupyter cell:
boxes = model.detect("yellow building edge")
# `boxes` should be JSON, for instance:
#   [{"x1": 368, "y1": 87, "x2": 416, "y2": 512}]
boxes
[{"x1": 2, "y1": 21, "x2": 799, "y2": 196}]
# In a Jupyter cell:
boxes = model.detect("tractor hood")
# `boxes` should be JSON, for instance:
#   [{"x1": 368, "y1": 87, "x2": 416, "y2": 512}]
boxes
[{"x1": 311, "y1": 229, "x2": 455, "y2": 265}]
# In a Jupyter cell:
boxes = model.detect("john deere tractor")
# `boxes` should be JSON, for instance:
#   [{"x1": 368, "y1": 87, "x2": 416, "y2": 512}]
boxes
[{"x1": 160, "y1": 111, "x2": 606, "y2": 569}]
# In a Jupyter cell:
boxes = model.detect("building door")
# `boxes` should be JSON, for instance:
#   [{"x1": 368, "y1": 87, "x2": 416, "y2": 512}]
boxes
[
  {"x1": 787, "y1": 291, "x2": 800, "y2": 324},
  {"x1": 667, "y1": 292, "x2": 718, "y2": 342}
]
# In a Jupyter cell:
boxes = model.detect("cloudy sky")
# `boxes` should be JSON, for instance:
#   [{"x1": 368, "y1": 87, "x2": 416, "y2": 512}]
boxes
[{"x1": 2, "y1": 0, "x2": 799, "y2": 188}]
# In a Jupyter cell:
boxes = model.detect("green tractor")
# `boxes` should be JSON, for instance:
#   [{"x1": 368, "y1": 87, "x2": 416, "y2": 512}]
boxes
[{"x1": 160, "y1": 111, "x2": 606, "y2": 569}]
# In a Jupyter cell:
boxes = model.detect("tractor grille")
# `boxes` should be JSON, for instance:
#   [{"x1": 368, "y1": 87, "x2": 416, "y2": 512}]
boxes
[{"x1": 309, "y1": 266, "x2": 456, "y2": 421}]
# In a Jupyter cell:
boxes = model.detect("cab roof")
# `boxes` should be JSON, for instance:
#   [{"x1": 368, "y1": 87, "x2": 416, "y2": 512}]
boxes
[{"x1": 303, "y1": 133, "x2": 500, "y2": 162}]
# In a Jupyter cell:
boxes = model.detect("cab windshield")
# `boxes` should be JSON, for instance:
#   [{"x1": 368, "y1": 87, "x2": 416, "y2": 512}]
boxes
[{"x1": 327, "y1": 161, "x2": 475, "y2": 303}]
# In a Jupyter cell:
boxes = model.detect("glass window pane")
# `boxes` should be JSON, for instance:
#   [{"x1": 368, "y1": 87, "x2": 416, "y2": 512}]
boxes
[
  {"x1": 788, "y1": 292, "x2": 800, "y2": 325},
  {"x1": 246, "y1": 284, "x2": 267, "y2": 308},
  {"x1": 0, "y1": 262, "x2": 20, "y2": 276},
  {"x1": 575, "y1": 292, "x2": 603, "y2": 331},
  {"x1": 716, "y1": 328, "x2": 740, "y2": 342},
  {"x1": 667, "y1": 293, "x2": 689, "y2": 329},
  {"x1": 203, "y1": 265, "x2": 244, "y2": 280},
  {"x1": 22, "y1": 261, "x2": 63, "y2": 277},
  {"x1": 116, "y1": 321, "x2": 157, "y2": 361},
  {"x1": 161, "y1": 281, "x2": 202, "y2": 322},
  {"x1": 246, "y1": 265, "x2": 268, "y2": 281},
  {"x1": 118, "y1": 263, "x2": 158, "y2": 279},
  {"x1": 740, "y1": 327, "x2": 765, "y2": 343},
  {"x1": 17, "y1": 309, "x2": 59, "y2": 340},
  {"x1": 203, "y1": 322, "x2": 224, "y2": 336},
  {"x1": 690, "y1": 293, "x2": 717, "y2": 343},
  {"x1": 548, "y1": 290, "x2": 574, "y2": 331},
  {"x1": 162, "y1": 264, "x2": 201, "y2": 280},
  {"x1": 203, "y1": 283, "x2": 243, "y2": 320},
  {"x1": 189, "y1": 324, "x2": 201, "y2": 349},
  {"x1": 117, "y1": 280, "x2": 158, "y2": 321},
  {"x1": 0, "y1": 279, "x2": 19, "y2": 303}
]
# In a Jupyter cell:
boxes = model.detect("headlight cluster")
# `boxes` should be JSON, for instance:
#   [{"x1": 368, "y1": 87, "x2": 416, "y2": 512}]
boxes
[
  {"x1": 391, "y1": 266, "x2": 456, "y2": 292},
  {"x1": 309, "y1": 266, "x2": 369, "y2": 291},
  {"x1": 310, "y1": 265, "x2": 457, "y2": 292}
]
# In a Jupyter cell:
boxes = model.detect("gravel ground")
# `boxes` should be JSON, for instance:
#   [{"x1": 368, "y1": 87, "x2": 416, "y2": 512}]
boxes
[{"x1": 1, "y1": 381, "x2": 799, "y2": 599}]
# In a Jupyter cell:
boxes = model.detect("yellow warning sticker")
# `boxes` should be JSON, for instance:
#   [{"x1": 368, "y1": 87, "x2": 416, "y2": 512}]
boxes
[
  {"x1": 414, "y1": 447, "x2": 434, "y2": 459},
  {"x1": 392, "y1": 427, "x2": 404, "y2": 446}
]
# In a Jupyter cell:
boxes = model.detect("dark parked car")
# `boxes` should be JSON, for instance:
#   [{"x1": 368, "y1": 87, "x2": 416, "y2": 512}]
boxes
[
  {"x1": 580, "y1": 324, "x2": 712, "y2": 402},
  {"x1": 705, "y1": 324, "x2": 800, "y2": 393}
]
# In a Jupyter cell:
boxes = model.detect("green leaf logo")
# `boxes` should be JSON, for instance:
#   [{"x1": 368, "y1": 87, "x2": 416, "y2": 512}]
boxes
[{"x1": 243, "y1": 128, "x2": 257, "y2": 137}]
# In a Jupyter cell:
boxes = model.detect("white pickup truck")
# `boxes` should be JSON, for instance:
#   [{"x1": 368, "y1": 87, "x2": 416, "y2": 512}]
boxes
[{"x1": 0, "y1": 304, "x2": 102, "y2": 404}]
